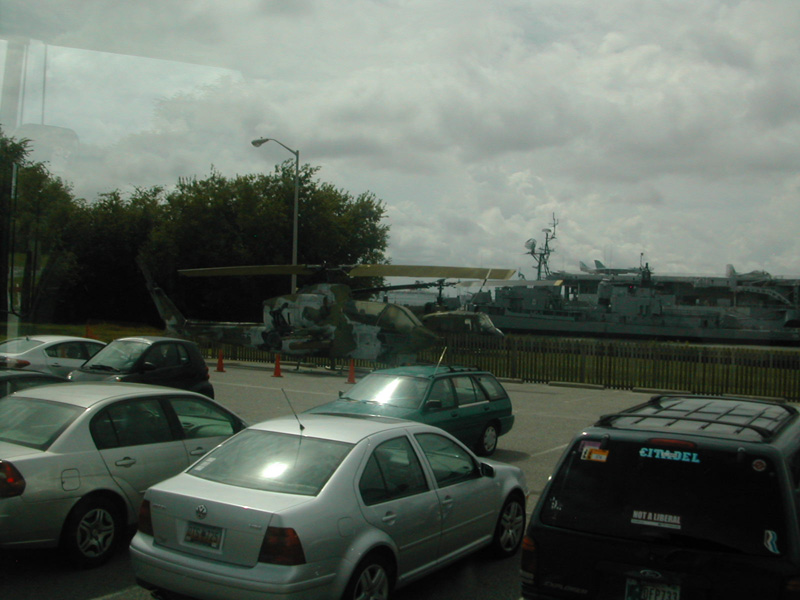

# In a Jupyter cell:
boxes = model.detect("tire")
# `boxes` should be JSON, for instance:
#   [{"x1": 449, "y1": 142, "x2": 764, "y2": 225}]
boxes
[
  {"x1": 342, "y1": 552, "x2": 394, "y2": 600},
  {"x1": 475, "y1": 422, "x2": 499, "y2": 456},
  {"x1": 489, "y1": 493, "x2": 525, "y2": 558},
  {"x1": 61, "y1": 496, "x2": 123, "y2": 568}
]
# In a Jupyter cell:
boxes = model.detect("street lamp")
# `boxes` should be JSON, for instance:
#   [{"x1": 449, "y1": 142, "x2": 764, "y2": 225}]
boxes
[{"x1": 251, "y1": 137, "x2": 300, "y2": 293}]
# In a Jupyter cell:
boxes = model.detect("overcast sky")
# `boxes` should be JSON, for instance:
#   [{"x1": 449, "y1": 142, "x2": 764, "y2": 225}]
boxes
[{"x1": 2, "y1": 0, "x2": 799, "y2": 279}]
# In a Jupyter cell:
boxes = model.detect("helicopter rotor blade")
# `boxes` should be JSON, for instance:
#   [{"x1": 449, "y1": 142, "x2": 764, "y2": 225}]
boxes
[{"x1": 347, "y1": 265, "x2": 515, "y2": 280}]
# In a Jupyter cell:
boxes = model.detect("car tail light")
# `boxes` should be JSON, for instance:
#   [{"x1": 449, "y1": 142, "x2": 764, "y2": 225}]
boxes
[
  {"x1": 3, "y1": 359, "x2": 30, "y2": 369},
  {"x1": 519, "y1": 535, "x2": 537, "y2": 585},
  {"x1": 258, "y1": 526, "x2": 306, "y2": 565},
  {"x1": 137, "y1": 500, "x2": 154, "y2": 535},
  {"x1": 0, "y1": 460, "x2": 26, "y2": 498}
]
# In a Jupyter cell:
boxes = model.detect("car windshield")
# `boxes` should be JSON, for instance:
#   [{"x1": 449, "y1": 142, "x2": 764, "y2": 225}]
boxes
[
  {"x1": 81, "y1": 339, "x2": 150, "y2": 372},
  {"x1": 0, "y1": 338, "x2": 43, "y2": 354},
  {"x1": 189, "y1": 429, "x2": 353, "y2": 496},
  {"x1": 541, "y1": 438, "x2": 789, "y2": 557},
  {"x1": 0, "y1": 396, "x2": 83, "y2": 450},
  {"x1": 341, "y1": 374, "x2": 429, "y2": 409}
]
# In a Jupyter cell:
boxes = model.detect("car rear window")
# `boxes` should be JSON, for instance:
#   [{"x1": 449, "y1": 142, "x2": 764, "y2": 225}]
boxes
[
  {"x1": 189, "y1": 429, "x2": 353, "y2": 496},
  {"x1": 0, "y1": 396, "x2": 83, "y2": 450},
  {"x1": 541, "y1": 437, "x2": 788, "y2": 556},
  {"x1": 0, "y1": 338, "x2": 44, "y2": 353}
]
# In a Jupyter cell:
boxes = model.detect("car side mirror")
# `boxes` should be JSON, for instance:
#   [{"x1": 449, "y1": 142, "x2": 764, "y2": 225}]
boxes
[{"x1": 480, "y1": 463, "x2": 495, "y2": 478}]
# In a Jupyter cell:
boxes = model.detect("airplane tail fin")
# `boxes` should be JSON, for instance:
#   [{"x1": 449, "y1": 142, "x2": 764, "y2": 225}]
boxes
[
  {"x1": 726, "y1": 264, "x2": 736, "y2": 278},
  {"x1": 594, "y1": 259, "x2": 607, "y2": 269},
  {"x1": 136, "y1": 257, "x2": 188, "y2": 334},
  {"x1": 580, "y1": 261, "x2": 592, "y2": 272}
]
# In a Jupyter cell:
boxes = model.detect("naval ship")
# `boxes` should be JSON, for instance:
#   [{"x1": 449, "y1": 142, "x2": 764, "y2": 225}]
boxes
[{"x1": 466, "y1": 218, "x2": 800, "y2": 345}]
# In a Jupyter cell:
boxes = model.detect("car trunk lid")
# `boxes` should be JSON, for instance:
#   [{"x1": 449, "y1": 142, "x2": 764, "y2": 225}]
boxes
[{"x1": 147, "y1": 474, "x2": 313, "y2": 567}]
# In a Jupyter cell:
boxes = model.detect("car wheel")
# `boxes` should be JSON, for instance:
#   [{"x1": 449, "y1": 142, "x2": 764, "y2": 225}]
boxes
[
  {"x1": 475, "y1": 422, "x2": 499, "y2": 456},
  {"x1": 342, "y1": 552, "x2": 394, "y2": 600},
  {"x1": 61, "y1": 496, "x2": 123, "y2": 568},
  {"x1": 489, "y1": 493, "x2": 525, "y2": 558}
]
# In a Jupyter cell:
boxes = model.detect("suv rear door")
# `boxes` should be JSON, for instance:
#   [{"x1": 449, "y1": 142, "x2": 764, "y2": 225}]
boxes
[{"x1": 526, "y1": 436, "x2": 797, "y2": 599}]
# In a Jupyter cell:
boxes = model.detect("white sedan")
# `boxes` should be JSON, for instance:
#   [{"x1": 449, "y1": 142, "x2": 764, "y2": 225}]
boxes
[
  {"x1": 0, "y1": 335, "x2": 106, "y2": 377},
  {"x1": 130, "y1": 413, "x2": 528, "y2": 600},
  {"x1": 0, "y1": 382, "x2": 246, "y2": 567}
]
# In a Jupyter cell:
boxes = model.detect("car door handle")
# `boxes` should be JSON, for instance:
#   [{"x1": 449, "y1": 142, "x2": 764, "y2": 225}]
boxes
[
  {"x1": 382, "y1": 512, "x2": 397, "y2": 526},
  {"x1": 115, "y1": 457, "x2": 137, "y2": 467},
  {"x1": 189, "y1": 447, "x2": 208, "y2": 456},
  {"x1": 441, "y1": 496, "x2": 454, "y2": 509}
]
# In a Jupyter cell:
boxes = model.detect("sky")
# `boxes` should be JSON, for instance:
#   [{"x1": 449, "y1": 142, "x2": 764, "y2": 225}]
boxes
[{"x1": 2, "y1": 0, "x2": 800, "y2": 280}]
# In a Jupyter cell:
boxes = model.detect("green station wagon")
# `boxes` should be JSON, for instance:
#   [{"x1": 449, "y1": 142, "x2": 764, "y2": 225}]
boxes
[{"x1": 308, "y1": 365, "x2": 515, "y2": 456}]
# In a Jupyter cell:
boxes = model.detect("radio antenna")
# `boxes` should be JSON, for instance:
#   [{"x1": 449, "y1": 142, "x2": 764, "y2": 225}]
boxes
[
  {"x1": 433, "y1": 347, "x2": 447, "y2": 376},
  {"x1": 282, "y1": 388, "x2": 305, "y2": 432}
]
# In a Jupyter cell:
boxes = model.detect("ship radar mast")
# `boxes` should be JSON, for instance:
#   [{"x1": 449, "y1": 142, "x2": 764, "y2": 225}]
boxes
[{"x1": 524, "y1": 214, "x2": 558, "y2": 280}]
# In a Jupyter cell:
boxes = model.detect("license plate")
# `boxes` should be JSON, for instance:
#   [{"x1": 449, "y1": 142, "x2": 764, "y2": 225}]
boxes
[
  {"x1": 625, "y1": 579, "x2": 680, "y2": 600},
  {"x1": 184, "y1": 522, "x2": 224, "y2": 549}
]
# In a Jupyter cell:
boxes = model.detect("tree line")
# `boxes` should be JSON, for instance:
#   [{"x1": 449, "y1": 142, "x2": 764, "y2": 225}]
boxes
[{"x1": 0, "y1": 126, "x2": 390, "y2": 327}]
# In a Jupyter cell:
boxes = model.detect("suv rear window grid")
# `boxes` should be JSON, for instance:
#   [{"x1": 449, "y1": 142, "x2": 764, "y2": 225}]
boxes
[{"x1": 598, "y1": 395, "x2": 797, "y2": 441}]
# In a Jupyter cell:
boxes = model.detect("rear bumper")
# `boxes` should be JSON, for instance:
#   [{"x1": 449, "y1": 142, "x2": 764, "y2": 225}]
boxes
[{"x1": 130, "y1": 533, "x2": 337, "y2": 600}]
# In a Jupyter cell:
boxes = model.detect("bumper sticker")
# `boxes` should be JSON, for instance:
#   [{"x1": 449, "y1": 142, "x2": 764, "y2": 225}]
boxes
[{"x1": 631, "y1": 510, "x2": 682, "y2": 530}]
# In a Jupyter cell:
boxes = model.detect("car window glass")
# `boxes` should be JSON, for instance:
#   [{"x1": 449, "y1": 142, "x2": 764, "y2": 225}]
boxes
[
  {"x1": 84, "y1": 342, "x2": 104, "y2": 358},
  {"x1": 189, "y1": 429, "x2": 353, "y2": 496},
  {"x1": 83, "y1": 339, "x2": 149, "y2": 372},
  {"x1": 145, "y1": 343, "x2": 181, "y2": 369},
  {"x1": 359, "y1": 436, "x2": 429, "y2": 505},
  {"x1": 415, "y1": 432, "x2": 478, "y2": 487},
  {"x1": 168, "y1": 396, "x2": 237, "y2": 438},
  {"x1": 451, "y1": 375, "x2": 480, "y2": 405},
  {"x1": 344, "y1": 374, "x2": 427, "y2": 409},
  {"x1": 542, "y1": 438, "x2": 788, "y2": 557},
  {"x1": 93, "y1": 398, "x2": 174, "y2": 447},
  {"x1": 0, "y1": 396, "x2": 82, "y2": 450},
  {"x1": 0, "y1": 338, "x2": 43, "y2": 353},
  {"x1": 46, "y1": 342, "x2": 85, "y2": 359},
  {"x1": 428, "y1": 378, "x2": 456, "y2": 409},
  {"x1": 474, "y1": 374, "x2": 506, "y2": 400}
]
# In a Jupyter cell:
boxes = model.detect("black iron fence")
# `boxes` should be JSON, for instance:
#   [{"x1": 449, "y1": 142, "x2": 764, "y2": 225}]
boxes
[{"x1": 201, "y1": 335, "x2": 800, "y2": 402}]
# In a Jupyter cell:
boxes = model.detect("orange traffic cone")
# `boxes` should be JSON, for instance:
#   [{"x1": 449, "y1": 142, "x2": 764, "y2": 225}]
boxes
[
  {"x1": 273, "y1": 354, "x2": 283, "y2": 378},
  {"x1": 346, "y1": 359, "x2": 356, "y2": 384},
  {"x1": 215, "y1": 350, "x2": 225, "y2": 372}
]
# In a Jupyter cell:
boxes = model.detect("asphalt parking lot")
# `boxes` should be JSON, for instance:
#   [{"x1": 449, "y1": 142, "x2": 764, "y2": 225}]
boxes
[{"x1": 1, "y1": 361, "x2": 655, "y2": 600}]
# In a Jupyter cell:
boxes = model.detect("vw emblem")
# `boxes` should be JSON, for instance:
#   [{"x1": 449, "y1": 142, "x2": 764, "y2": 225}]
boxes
[
  {"x1": 639, "y1": 569, "x2": 663, "y2": 580},
  {"x1": 195, "y1": 505, "x2": 208, "y2": 520}
]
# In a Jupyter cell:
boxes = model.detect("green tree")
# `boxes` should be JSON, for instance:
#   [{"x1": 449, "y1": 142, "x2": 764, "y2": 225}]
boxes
[{"x1": 139, "y1": 162, "x2": 389, "y2": 322}]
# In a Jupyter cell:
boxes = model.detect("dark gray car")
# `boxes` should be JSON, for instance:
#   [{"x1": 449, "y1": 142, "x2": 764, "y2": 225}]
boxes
[{"x1": 68, "y1": 336, "x2": 214, "y2": 398}]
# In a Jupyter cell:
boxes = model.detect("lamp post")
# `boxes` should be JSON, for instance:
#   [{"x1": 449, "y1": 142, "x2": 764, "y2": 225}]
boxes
[{"x1": 251, "y1": 137, "x2": 300, "y2": 293}]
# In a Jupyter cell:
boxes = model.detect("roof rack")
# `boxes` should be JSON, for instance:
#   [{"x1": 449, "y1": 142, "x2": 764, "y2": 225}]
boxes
[{"x1": 596, "y1": 395, "x2": 798, "y2": 442}]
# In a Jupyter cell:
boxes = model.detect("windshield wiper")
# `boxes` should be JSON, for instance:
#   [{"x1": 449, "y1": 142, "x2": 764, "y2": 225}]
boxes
[{"x1": 86, "y1": 364, "x2": 120, "y2": 372}]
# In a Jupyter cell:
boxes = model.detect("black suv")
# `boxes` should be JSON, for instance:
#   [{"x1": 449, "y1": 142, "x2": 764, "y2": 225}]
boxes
[
  {"x1": 68, "y1": 336, "x2": 214, "y2": 398},
  {"x1": 521, "y1": 394, "x2": 800, "y2": 600}
]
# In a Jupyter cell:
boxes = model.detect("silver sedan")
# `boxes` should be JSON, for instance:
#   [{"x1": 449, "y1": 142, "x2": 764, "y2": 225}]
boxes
[
  {"x1": 0, "y1": 335, "x2": 106, "y2": 377},
  {"x1": 0, "y1": 382, "x2": 246, "y2": 567},
  {"x1": 130, "y1": 413, "x2": 528, "y2": 600}
]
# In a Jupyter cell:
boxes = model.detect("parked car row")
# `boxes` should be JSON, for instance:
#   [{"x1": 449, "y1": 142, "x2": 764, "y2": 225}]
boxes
[{"x1": 6, "y1": 339, "x2": 791, "y2": 600}]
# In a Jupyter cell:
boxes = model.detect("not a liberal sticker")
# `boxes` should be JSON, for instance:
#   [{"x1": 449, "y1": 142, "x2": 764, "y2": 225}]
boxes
[
  {"x1": 632, "y1": 510, "x2": 682, "y2": 530},
  {"x1": 639, "y1": 447, "x2": 701, "y2": 464},
  {"x1": 579, "y1": 441, "x2": 609, "y2": 462}
]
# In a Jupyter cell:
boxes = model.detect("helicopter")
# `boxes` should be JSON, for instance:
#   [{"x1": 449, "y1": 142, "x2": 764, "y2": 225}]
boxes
[{"x1": 138, "y1": 260, "x2": 515, "y2": 364}]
